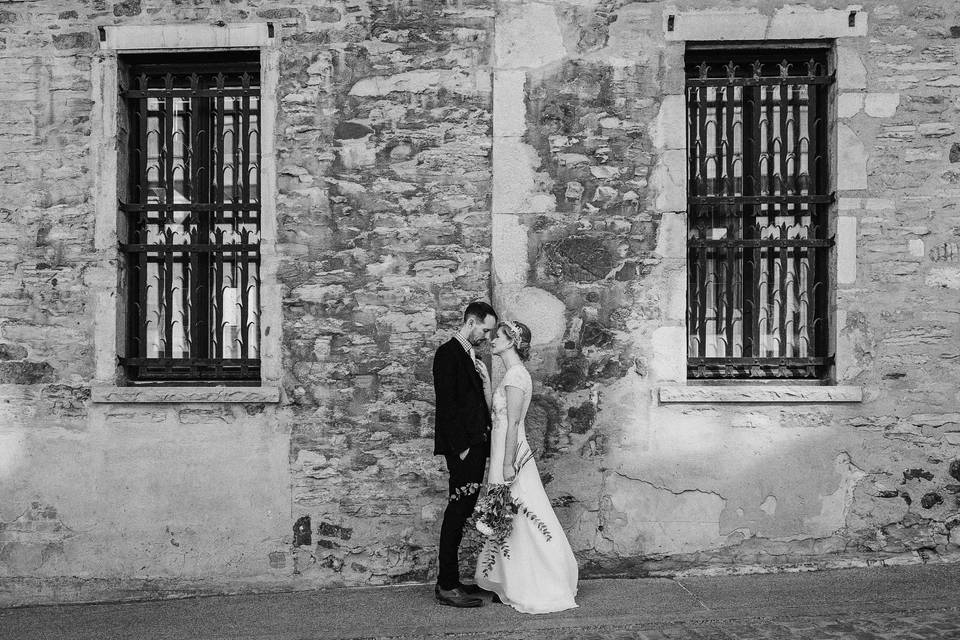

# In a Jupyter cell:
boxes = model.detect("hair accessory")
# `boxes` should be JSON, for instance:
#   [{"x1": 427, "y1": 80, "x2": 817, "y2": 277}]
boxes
[{"x1": 505, "y1": 320, "x2": 521, "y2": 342}]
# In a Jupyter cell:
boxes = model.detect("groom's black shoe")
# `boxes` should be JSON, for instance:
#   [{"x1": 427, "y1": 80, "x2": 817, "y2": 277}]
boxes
[
  {"x1": 435, "y1": 585, "x2": 484, "y2": 608},
  {"x1": 459, "y1": 582, "x2": 495, "y2": 597}
]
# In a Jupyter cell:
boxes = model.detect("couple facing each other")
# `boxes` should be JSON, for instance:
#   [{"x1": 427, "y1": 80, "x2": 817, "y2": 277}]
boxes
[{"x1": 432, "y1": 301, "x2": 579, "y2": 614}]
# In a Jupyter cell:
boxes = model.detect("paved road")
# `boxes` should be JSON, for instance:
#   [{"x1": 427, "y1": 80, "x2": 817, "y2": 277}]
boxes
[{"x1": 2, "y1": 562, "x2": 959, "y2": 639}]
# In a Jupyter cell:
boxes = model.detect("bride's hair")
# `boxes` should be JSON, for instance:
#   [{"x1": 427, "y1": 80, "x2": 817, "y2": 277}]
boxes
[{"x1": 499, "y1": 320, "x2": 532, "y2": 361}]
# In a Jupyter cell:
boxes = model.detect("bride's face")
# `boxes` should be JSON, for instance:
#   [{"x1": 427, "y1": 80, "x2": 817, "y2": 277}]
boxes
[{"x1": 489, "y1": 327, "x2": 514, "y2": 356}]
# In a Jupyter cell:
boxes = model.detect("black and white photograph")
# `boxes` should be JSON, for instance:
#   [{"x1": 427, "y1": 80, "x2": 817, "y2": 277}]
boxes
[{"x1": 1, "y1": 1, "x2": 960, "y2": 638}]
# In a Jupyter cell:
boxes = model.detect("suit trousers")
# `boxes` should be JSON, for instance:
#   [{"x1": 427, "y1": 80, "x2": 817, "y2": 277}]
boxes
[{"x1": 437, "y1": 445, "x2": 487, "y2": 590}]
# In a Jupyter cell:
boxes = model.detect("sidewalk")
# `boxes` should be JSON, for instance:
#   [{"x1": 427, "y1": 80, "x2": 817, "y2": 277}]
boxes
[{"x1": 2, "y1": 562, "x2": 959, "y2": 639}]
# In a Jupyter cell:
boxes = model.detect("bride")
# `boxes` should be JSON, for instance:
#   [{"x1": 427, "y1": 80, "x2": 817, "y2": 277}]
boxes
[{"x1": 475, "y1": 320, "x2": 579, "y2": 614}]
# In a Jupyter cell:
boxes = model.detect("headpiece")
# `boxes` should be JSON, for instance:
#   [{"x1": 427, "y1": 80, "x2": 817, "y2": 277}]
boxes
[{"x1": 503, "y1": 320, "x2": 527, "y2": 348}]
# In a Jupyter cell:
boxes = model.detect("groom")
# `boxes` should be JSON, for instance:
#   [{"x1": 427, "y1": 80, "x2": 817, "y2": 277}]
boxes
[{"x1": 432, "y1": 300, "x2": 497, "y2": 607}]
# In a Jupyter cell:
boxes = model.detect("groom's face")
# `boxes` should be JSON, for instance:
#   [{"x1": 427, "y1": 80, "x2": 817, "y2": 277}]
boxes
[{"x1": 468, "y1": 314, "x2": 497, "y2": 346}]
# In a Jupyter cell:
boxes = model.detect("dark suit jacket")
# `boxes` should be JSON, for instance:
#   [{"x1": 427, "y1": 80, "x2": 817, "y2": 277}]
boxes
[{"x1": 432, "y1": 337, "x2": 492, "y2": 456}]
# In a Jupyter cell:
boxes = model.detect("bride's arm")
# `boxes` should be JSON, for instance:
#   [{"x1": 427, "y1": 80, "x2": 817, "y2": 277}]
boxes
[{"x1": 502, "y1": 385, "x2": 524, "y2": 482}]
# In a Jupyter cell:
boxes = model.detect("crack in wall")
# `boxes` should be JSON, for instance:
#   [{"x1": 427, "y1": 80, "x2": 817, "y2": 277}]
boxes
[{"x1": 612, "y1": 470, "x2": 727, "y2": 501}]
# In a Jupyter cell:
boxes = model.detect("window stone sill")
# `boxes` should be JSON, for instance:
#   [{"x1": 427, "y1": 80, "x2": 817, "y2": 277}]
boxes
[
  {"x1": 658, "y1": 385, "x2": 863, "y2": 404},
  {"x1": 91, "y1": 385, "x2": 281, "y2": 404}
]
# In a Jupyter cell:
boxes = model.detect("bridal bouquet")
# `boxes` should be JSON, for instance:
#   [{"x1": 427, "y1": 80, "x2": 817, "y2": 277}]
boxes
[{"x1": 469, "y1": 484, "x2": 552, "y2": 577}]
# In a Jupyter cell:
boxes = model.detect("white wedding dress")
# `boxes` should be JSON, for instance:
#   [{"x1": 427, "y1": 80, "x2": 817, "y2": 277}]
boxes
[{"x1": 475, "y1": 364, "x2": 579, "y2": 614}]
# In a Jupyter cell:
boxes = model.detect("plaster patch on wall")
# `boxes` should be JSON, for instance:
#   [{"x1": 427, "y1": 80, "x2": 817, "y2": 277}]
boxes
[
  {"x1": 803, "y1": 453, "x2": 867, "y2": 537},
  {"x1": 759, "y1": 495, "x2": 777, "y2": 517}
]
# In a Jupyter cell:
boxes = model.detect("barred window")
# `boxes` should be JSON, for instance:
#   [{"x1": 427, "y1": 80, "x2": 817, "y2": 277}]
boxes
[
  {"x1": 119, "y1": 53, "x2": 261, "y2": 383},
  {"x1": 686, "y1": 48, "x2": 834, "y2": 380}
]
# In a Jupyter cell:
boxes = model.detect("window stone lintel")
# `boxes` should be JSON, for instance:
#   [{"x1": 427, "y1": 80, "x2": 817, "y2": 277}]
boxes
[
  {"x1": 92, "y1": 385, "x2": 281, "y2": 404},
  {"x1": 658, "y1": 385, "x2": 863, "y2": 404},
  {"x1": 664, "y1": 6, "x2": 867, "y2": 41},
  {"x1": 100, "y1": 23, "x2": 273, "y2": 51}
]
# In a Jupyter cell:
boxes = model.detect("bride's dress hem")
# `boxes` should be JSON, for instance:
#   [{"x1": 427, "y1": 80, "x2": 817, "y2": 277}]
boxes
[{"x1": 486, "y1": 585, "x2": 579, "y2": 615}]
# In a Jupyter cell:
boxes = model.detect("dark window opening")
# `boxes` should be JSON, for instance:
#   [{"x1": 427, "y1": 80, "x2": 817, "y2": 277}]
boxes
[
  {"x1": 119, "y1": 52, "x2": 262, "y2": 384},
  {"x1": 686, "y1": 48, "x2": 834, "y2": 380}
]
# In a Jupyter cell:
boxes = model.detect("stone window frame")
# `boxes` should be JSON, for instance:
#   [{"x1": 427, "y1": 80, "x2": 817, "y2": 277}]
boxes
[
  {"x1": 90, "y1": 24, "x2": 281, "y2": 404},
  {"x1": 655, "y1": 6, "x2": 866, "y2": 404}
]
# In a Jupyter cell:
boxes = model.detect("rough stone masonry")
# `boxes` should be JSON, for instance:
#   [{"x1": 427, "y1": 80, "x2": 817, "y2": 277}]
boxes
[{"x1": 0, "y1": 0, "x2": 959, "y2": 606}]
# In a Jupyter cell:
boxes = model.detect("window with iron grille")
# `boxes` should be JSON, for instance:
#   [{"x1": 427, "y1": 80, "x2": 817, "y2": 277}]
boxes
[
  {"x1": 686, "y1": 48, "x2": 834, "y2": 380},
  {"x1": 119, "y1": 52, "x2": 261, "y2": 383}
]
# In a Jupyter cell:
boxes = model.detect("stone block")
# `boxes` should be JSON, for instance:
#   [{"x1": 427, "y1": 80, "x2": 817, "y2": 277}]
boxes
[
  {"x1": 348, "y1": 69, "x2": 486, "y2": 98},
  {"x1": 666, "y1": 7, "x2": 867, "y2": 42},
  {"x1": 651, "y1": 150, "x2": 686, "y2": 212},
  {"x1": 864, "y1": 93, "x2": 900, "y2": 118},
  {"x1": 495, "y1": 285, "x2": 565, "y2": 346},
  {"x1": 651, "y1": 95, "x2": 685, "y2": 151},
  {"x1": 495, "y1": 2, "x2": 566, "y2": 69},
  {"x1": 0, "y1": 361, "x2": 55, "y2": 385},
  {"x1": 650, "y1": 326, "x2": 685, "y2": 383},
  {"x1": 655, "y1": 212, "x2": 686, "y2": 260},
  {"x1": 493, "y1": 70, "x2": 527, "y2": 138},
  {"x1": 768, "y1": 7, "x2": 867, "y2": 39},
  {"x1": 929, "y1": 75, "x2": 960, "y2": 88},
  {"x1": 838, "y1": 93, "x2": 864, "y2": 118},
  {"x1": 491, "y1": 214, "x2": 528, "y2": 286},
  {"x1": 926, "y1": 267, "x2": 960, "y2": 289},
  {"x1": 492, "y1": 140, "x2": 554, "y2": 214},
  {"x1": 837, "y1": 124, "x2": 868, "y2": 190},
  {"x1": 91, "y1": 386, "x2": 281, "y2": 403},
  {"x1": 101, "y1": 24, "x2": 272, "y2": 51},
  {"x1": 837, "y1": 47, "x2": 867, "y2": 91},
  {"x1": 837, "y1": 216, "x2": 857, "y2": 284},
  {"x1": 919, "y1": 123, "x2": 955, "y2": 138},
  {"x1": 0, "y1": 343, "x2": 27, "y2": 360},
  {"x1": 658, "y1": 386, "x2": 864, "y2": 403},
  {"x1": 112, "y1": 1, "x2": 141, "y2": 17},
  {"x1": 52, "y1": 32, "x2": 95, "y2": 50}
]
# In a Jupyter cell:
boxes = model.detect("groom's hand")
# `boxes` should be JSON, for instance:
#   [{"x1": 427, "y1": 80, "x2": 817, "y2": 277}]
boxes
[{"x1": 459, "y1": 447, "x2": 470, "y2": 460}]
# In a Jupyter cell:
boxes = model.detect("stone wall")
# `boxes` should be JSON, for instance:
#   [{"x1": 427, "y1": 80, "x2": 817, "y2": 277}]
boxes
[
  {"x1": 0, "y1": 0, "x2": 493, "y2": 603},
  {"x1": 0, "y1": 0, "x2": 959, "y2": 606},
  {"x1": 490, "y1": 0, "x2": 960, "y2": 576}
]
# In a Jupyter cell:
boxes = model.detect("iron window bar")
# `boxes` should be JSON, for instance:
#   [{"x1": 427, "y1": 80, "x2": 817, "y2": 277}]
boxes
[
  {"x1": 686, "y1": 49, "x2": 834, "y2": 380},
  {"x1": 119, "y1": 54, "x2": 262, "y2": 384}
]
